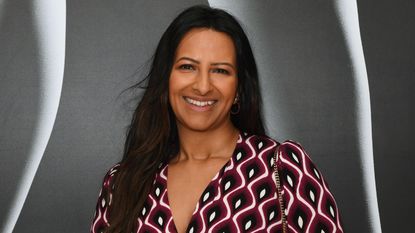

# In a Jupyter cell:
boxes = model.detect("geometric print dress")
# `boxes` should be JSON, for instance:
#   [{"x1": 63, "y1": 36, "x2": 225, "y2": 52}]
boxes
[{"x1": 91, "y1": 133, "x2": 344, "y2": 233}]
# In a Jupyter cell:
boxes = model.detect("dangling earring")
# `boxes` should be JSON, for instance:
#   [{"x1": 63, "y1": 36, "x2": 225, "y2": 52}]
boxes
[{"x1": 231, "y1": 95, "x2": 240, "y2": 114}]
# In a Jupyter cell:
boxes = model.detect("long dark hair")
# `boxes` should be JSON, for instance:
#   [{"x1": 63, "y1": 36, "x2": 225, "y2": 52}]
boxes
[{"x1": 107, "y1": 5, "x2": 265, "y2": 232}]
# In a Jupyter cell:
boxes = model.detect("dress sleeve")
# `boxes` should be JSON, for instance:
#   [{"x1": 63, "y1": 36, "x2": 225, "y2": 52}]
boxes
[
  {"x1": 276, "y1": 140, "x2": 344, "y2": 233},
  {"x1": 90, "y1": 164, "x2": 120, "y2": 233}
]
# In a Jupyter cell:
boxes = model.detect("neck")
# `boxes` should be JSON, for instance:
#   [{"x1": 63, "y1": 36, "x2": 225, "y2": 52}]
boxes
[{"x1": 174, "y1": 122, "x2": 239, "y2": 163}]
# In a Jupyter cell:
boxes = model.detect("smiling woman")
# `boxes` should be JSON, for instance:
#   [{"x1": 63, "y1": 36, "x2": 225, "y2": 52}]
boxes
[
  {"x1": 169, "y1": 28, "x2": 238, "y2": 132},
  {"x1": 91, "y1": 5, "x2": 344, "y2": 233}
]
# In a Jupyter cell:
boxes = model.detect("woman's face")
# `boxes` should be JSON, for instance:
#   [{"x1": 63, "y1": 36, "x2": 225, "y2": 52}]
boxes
[{"x1": 169, "y1": 28, "x2": 238, "y2": 132}]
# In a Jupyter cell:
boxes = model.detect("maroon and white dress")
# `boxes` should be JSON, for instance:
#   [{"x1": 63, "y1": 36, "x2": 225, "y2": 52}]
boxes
[{"x1": 91, "y1": 133, "x2": 343, "y2": 233}]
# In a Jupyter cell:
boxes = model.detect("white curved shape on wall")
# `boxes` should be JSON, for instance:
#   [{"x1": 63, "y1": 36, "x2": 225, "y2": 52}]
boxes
[
  {"x1": 1, "y1": 1, "x2": 66, "y2": 233},
  {"x1": 210, "y1": 0, "x2": 382, "y2": 232},
  {"x1": 207, "y1": 0, "x2": 291, "y2": 137},
  {"x1": 334, "y1": 1, "x2": 382, "y2": 232}
]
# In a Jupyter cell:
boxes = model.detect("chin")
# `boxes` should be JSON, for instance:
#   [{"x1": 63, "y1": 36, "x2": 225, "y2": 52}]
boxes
[
  {"x1": 175, "y1": 113, "x2": 230, "y2": 133},
  {"x1": 183, "y1": 122, "x2": 213, "y2": 132},
  {"x1": 176, "y1": 117, "x2": 217, "y2": 132}
]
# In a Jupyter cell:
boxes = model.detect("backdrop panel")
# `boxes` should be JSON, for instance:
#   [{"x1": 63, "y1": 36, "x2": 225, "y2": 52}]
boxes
[{"x1": 1, "y1": 1, "x2": 414, "y2": 232}]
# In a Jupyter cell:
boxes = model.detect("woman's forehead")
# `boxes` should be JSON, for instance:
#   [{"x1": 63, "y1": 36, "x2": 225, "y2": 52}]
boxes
[{"x1": 174, "y1": 28, "x2": 236, "y2": 64}]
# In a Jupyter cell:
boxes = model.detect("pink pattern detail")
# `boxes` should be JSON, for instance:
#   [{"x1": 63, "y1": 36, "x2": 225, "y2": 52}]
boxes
[{"x1": 91, "y1": 134, "x2": 343, "y2": 233}]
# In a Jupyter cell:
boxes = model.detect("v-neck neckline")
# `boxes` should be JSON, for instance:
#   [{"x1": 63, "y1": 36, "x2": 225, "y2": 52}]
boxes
[{"x1": 164, "y1": 132, "x2": 243, "y2": 233}]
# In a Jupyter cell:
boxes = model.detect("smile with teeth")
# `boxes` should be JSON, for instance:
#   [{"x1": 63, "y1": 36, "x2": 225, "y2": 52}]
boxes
[{"x1": 184, "y1": 97, "x2": 216, "y2": 107}]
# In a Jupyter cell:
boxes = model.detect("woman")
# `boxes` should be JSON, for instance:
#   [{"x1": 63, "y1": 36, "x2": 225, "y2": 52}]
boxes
[{"x1": 91, "y1": 5, "x2": 343, "y2": 233}]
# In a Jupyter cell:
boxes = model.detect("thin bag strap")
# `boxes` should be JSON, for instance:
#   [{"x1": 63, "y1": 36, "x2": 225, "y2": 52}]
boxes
[{"x1": 273, "y1": 144, "x2": 288, "y2": 233}]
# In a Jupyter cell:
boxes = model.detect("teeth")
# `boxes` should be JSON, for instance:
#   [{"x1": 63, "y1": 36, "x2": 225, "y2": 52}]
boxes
[{"x1": 185, "y1": 97, "x2": 215, "y2": 107}]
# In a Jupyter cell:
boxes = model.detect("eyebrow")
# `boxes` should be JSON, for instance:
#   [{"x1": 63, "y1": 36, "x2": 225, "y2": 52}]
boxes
[{"x1": 176, "y1": 57, "x2": 236, "y2": 70}]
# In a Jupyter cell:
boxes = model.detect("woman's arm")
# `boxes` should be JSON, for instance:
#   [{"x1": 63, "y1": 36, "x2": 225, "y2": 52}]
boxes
[
  {"x1": 90, "y1": 164, "x2": 119, "y2": 233},
  {"x1": 277, "y1": 140, "x2": 344, "y2": 233}
]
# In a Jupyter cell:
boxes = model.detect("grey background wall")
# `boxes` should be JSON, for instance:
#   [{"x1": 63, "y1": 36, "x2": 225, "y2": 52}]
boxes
[
  {"x1": 358, "y1": 0, "x2": 414, "y2": 231},
  {"x1": 0, "y1": 0, "x2": 413, "y2": 232}
]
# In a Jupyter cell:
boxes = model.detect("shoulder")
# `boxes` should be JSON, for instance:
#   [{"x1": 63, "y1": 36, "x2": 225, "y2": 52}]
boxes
[
  {"x1": 105, "y1": 163, "x2": 121, "y2": 180},
  {"x1": 275, "y1": 140, "x2": 324, "y2": 182},
  {"x1": 240, "y1": 132, "x2": 280, "y2": 152},
  {"x1": 90, "y1": 163, "x2": 121, "y2": 232},
  {"x1": 96, "y1": 163, "x2": 121, "y2": 203},
  {"x1": 99, "y1": 163, "x2": 121, "y2": 191},
  {"x1": 276, "y1": 139, "x2": 310, "y2": 163},
  {"x1": 241, "y1": 134, "x2": 325, "y2": 184},
  {"x1": 274, "y1": 140, "x2": 344, "y2": 231},
  {"x1": 108, "y1": 163, "x2": 121, "y2": 174},
  {"x1": 240, "y1": 133, "x2": 311, "y2": 162},
  {"x1": 237, "y1": 133, "x2": 280, "y2": 171},
  {"x1": 240, "y1": 134, "x2": 315, "y2": 163}
]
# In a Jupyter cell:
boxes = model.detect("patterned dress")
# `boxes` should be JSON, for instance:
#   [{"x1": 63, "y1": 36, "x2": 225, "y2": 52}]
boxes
[{"x1": 91, "y1": 133, "x2": 343, "y2": 233}]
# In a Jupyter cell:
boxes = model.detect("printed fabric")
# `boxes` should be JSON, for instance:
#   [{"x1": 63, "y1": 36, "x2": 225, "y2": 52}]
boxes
[{"x1": 91, "y1": 133, "x2": 343, "y2": 233}]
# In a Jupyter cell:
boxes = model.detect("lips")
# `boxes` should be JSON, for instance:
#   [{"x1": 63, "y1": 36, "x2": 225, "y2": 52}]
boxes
[{"x1": 184, "y1": 96, "x2": 217, "y2": 107}]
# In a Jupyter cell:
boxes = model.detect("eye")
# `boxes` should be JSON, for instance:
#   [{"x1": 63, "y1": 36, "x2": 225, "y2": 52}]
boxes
[
  {"x1": 212, "y1": 68, "x2": 230, "y2": 75},
  {"x1": 178, "y1": 64, "x2": 195, "y2": 70}
]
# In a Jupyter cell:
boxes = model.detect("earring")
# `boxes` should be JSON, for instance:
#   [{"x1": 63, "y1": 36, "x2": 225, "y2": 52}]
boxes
[{"x1": 231, "y1": 96, "x2": 240, "y2": 114}]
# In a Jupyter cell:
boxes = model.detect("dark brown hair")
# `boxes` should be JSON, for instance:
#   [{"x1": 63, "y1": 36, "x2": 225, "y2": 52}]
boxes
[{"x1": 107, "y1": 5, "x2": 265, "y2": 232}]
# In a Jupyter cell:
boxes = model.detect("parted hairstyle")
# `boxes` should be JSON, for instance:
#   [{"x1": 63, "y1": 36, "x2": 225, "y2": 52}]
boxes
[{"x1": 106, "y1": 5, "x2": 265, "y2": 232}]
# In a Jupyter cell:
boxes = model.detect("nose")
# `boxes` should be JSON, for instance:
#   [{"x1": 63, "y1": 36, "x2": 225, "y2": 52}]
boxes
[{"x1": 192, "y1": 69, "x2": 212, "y2": 95}]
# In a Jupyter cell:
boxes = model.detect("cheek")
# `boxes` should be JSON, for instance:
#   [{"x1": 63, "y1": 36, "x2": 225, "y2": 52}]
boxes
[
  {"x1": 168, "y1": 75, "x2": 177, "y2": 110},
  {"x1": 168, "y1": 73, "x2": 180, "y2": 99},
  {"x1": 168, "y1": 72, "x2": 188, "y2": 109},
  {"x1": 216, "y1": 78, "x2": 238, "y2": 101},
  {"x1": 169, "y1": 71, "x2": 188, "y2": 92}
]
